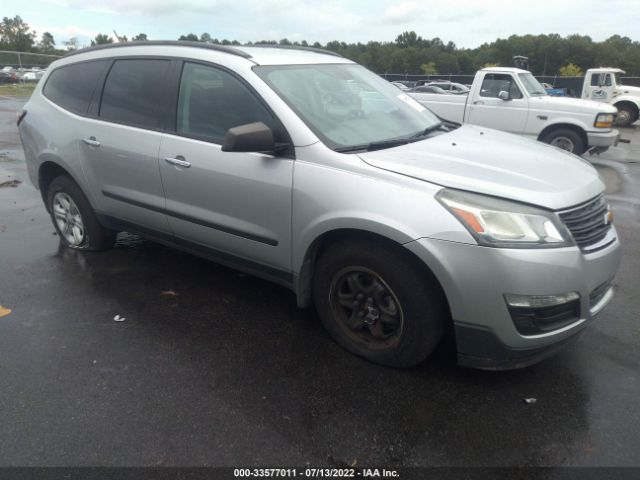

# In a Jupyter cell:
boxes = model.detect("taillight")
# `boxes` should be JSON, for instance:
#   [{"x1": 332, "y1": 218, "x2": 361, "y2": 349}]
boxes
[{"x1": 17, "y1": 110, "x2": 27, "y2": 126}]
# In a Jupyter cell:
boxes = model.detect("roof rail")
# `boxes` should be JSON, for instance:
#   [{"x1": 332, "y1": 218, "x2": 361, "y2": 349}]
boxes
[
  {"x1": 249, "y1": 44, "x2": 343, "y2": 58},
  {"x1": 64, "y1": 40, "x2": 252, "y2": 59}
]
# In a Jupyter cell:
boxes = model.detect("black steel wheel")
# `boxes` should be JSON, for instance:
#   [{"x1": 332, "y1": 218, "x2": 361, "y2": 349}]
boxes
[
  {"x1": 313, "y1": 238, "x2": 447, "y2": 368},
  {"x1": 330, "y1": 266, "x2": 404, "y2": 350}
]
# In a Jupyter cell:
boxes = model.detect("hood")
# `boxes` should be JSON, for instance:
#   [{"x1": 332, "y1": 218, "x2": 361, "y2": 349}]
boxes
[
  {"x1": 358, "y1": 125, "x2": 604, "y2": 210},
  {"x1": 530, "y1": 95, "x2": 617, "y2": 114},
  {"x1": 617, "y1": 85, "x2": 640, "y2": 98}
]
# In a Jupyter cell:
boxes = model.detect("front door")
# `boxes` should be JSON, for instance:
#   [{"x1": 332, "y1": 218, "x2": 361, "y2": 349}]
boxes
[
  {"x1": 583, "y1": 73, "x2": 613, "y2": 102},
  {"x1": 466, "y1": 73, "x2": 528, "y2": 133},
  {"x1": 158, "y1": 61, "x2": 293, "y2": 273}
]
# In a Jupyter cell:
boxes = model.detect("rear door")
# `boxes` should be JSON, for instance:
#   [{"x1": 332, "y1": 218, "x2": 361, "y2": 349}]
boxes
[
  {"x1": 466, "y1": 73, "x2": 528, "y2": 133},
  {"x1": 79, "y1": 58, "x2": 174, "y2": 234},
  {"x1": 158, "y1": 61, "x2": 294, "y2": 273}
]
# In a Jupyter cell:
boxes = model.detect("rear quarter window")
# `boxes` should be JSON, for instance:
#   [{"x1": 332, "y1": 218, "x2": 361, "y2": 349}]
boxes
[{"x1": 43, "y1": 60, "x2": 108, "y2": 115}]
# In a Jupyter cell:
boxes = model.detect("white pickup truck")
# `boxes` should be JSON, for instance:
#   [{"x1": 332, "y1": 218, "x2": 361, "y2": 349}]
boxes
[
  {"x1": 581, "y1": 68, "x2": 640, "y2": 127},
  {"x1": 409, "y1": 67, "x2": 619, "y2": 155}
]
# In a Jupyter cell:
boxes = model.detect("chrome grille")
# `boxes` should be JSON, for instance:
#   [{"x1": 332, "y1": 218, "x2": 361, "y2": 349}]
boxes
[{"x1": 559, "y1": 196, "x2": 612, "y2": 250}]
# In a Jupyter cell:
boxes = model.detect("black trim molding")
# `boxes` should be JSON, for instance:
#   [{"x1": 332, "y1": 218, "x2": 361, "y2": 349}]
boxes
[
  {"x1": 101, "y1": 189, "x2": 279, "y2": 246},
  {"x1": 97, "y1": 213, "x2": 293, "y2": 287}
]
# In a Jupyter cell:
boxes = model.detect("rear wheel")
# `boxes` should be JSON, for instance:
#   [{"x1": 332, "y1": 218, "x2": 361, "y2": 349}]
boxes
[
  {"x1": 541, "y1": 128, "x2": 586, "y2": 155},
  {"x1": 313, "y1": 239, "x2": 446, "y2": 368},
  {"x1": 47, "y1": 175, "x2": 115, "y2": 251}
]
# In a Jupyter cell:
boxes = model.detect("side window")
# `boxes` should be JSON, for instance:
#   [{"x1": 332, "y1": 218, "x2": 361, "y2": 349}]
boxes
[
  {"x1": 590, "y1": 74, "x2": 601, "y2": 86},
  {"x1": 43, "y1": 60, "x2": 107, "y2": 114},
  {"x1": 479, "y1": 74, "x2": 523, "y2": 99},
  {"x1": 604, "y1": 74, "x2": 613, "y2": 87},
  {"x1": 176, "y1": 62, "x2": 274, "y2": 142},
  {"x1": 99, "y1": 59, "x2": 171, "y2": 129}
]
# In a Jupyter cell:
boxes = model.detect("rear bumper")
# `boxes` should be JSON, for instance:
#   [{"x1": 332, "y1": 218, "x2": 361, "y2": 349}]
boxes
[{"x1": 586, "y1": 129, "x2": 620, "y2": 148}]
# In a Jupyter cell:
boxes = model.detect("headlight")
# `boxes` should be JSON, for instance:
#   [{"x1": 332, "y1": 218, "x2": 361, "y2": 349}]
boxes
[
  {"x1": 594, "y1": 113, "x2": 614, "y2": 128},
  {"x1": 436, "y1": 189, "x2": 574, "y2": 248}
]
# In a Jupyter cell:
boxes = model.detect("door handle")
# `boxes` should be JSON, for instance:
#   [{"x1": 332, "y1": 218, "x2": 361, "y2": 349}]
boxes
[
  {"x1": 472, "y1": 100, "x2": 484, "y2": 105},
  {"x1": 82, "y1": 137, "x2": 100, "y2": 147},
  {"x1": 164, "y1": 156, "x2": 191, "y2": 168}
]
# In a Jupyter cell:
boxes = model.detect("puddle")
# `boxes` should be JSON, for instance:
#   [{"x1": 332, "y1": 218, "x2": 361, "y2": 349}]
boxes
[
  {"x1": 596, "y1": 166, "x2": 622, "y2": 195},
  {"x1": 115, "y1": 231, "x2": 147, "y2": 248}
]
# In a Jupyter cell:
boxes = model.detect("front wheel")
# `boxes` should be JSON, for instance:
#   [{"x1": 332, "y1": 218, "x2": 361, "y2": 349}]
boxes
[
  {"x1": 614, "y1": 105, "x2": 636, "y2": 127},
  {"x1": 541, "y1": 128, "x2": 586, "y2": 155},
  {"x1": 312, "y1": 240, "x2": 447, "y2": 368},
  {"x1": 47, "y1": 175, "x2": 115, "y2": 251}
]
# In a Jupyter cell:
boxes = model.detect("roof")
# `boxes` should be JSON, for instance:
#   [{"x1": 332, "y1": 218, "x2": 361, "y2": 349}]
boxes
[
  {"x1": 587, "y1": 68, "x2": 626, "y2": 74},
  {"x1": 63, "y1": 41, "x2": 351, "y2": 65},
  {"x1": 479, "y1": 67, "x2": 529, "y2": 73},
  {"x1": 235, "y1": 46, "x2": 351, "y2": 65}
]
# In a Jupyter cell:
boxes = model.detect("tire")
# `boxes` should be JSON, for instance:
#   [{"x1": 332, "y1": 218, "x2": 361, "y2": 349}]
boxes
[
  {"x1": 541, "y1": 128, "x2": 586, "y2": 155},
  {"x1": 614, "y1": 105, "x2": 636, "y2": 127},
  {"x1": 312, "y1": 239, "x2": 446, "y2": 368},
  {"x1": 46, "y1": 175, "x2": 115, "y2": 251}
]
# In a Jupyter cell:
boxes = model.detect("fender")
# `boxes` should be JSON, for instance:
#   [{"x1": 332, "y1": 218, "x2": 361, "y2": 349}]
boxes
[
  {"x1": 612, "y1": 94, "x2": 640, "y2": 109},
  {"x1": 36, "y1": 154, "x2": 91, "y2": 210}
]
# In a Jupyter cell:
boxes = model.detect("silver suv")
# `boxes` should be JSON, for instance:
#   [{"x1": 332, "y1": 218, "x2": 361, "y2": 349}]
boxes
[{"x1": 18, "y1": 42, "x2": 621, "y2": 369}]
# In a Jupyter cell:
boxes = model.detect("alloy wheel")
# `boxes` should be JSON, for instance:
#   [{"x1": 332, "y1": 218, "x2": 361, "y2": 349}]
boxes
[{"x1": 52, "y1": 192, "x2": 86, "y2": 247}]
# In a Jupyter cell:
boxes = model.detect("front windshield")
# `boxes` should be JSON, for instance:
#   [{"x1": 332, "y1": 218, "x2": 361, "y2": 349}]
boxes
[
  {"x1": 254, "y1": 64, "x2": 442, "y2": 152},
  {"x1": 614, "y1": 73, "x2": 623, "y2": 86},
  {"x1": 517, "y1": 72, "x2": 547, "y2": 96}
]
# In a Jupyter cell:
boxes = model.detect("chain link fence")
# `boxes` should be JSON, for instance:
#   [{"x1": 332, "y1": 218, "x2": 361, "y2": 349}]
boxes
[{"x1": 0, "y1": 51, "x2": 63, "y2": 86}]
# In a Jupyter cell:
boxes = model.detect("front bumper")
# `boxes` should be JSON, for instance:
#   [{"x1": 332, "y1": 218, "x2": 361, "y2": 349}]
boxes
[
  {"x1": 586, "y1": 128, "x2": 620, "y2": 148},
  {"x1": 404, "y1": 231, "x2": 621, "y2": 369}
]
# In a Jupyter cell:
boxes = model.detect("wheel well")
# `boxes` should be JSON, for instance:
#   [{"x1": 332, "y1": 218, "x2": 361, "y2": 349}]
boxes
[
  {"x1": 537, "y1": 123, "x2": 587, "y2": 147},
  {"x1": 296, "y1": 229, "x2": 452, "y2": 320},
  {"x1": 614, "y1": 101, "x2": 639, "y2": 121},
  {"x1": 38, "y1": 161, "x2": 70, "y2": 212}
]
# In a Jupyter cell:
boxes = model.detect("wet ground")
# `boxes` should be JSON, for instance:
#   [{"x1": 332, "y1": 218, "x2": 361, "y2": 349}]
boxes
[{"x1": 0, "y1": 97, "x2": 639, "y2": 468}]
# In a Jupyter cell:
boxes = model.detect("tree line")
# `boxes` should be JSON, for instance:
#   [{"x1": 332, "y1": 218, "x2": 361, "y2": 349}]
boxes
[{"x1": 1, "y1": 15, "x2": 639, "y2": 75}]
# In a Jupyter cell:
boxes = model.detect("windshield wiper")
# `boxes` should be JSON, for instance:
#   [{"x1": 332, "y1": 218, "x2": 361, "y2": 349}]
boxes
[
  {"x1": 335, "y1": 138, "x2": 411, "y2": 153},
  {"x1": 334, "y1": 122, "x2": 446, "y2": 153},
  {"x1": 408, "y1": 121, "x2": 445, "y2": 140}
]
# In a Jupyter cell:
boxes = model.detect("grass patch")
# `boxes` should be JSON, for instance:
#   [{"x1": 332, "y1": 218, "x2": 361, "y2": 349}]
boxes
[{"x1": 0, "y1": 83, "x2": 37, "y2": 97}]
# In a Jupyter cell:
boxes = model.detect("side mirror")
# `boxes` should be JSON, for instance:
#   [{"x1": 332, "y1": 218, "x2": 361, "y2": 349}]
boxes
[
  {"x1": 222, "y1": 122, "x2": 277, "y2": 153},
  {"x1": 498, "y1": 90, "x2": 511, "y2": 101}
]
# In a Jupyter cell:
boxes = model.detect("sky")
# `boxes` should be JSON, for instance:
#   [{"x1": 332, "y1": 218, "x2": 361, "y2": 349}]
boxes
[{"x1": 15, "y1": 0, "x2": 640, "y2": 49}]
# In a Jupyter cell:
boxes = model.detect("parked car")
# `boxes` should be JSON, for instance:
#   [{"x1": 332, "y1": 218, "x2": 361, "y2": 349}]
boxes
[
  {"x1": 18, "y1": 42, "x2": 620, "y2": 369},
  {"x1": 409, "y1": 67, "x2": 619, "y2": 155},
  {"x1": 579, "y1": 68, "x2": 640, "y2": 126},
  {"x1": 390, "y1": 81, "x2": 410, "y2": 91},
  {"x1": 0, "y1": 71, "x2": 19, "y2": 84},
  {"x1": 21, "y1": 70, "x2": 45, "y2": 82},
  {"x1": 419, "y1": 80, "x2": 470, "y2": 94},
  {"x1": 541, "y1": 82, "x2": 567, "y2": 96},
  {"x1": 409, "y1": 85, "x2": 449, "y2": 94}
]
